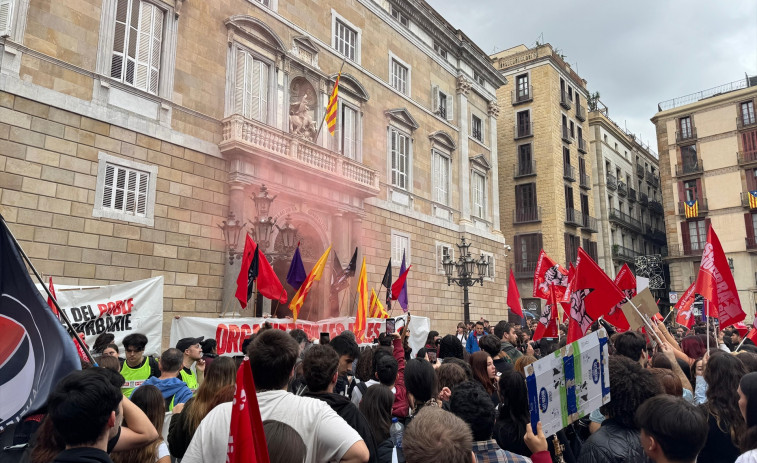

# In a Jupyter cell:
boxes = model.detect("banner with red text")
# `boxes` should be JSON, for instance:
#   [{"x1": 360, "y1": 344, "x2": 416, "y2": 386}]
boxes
[
  {"x1": 170, "y1": 314, "x2": 430, "y2": 357},
  {"x1": 37, "y1": 277, "x2": 163, "y2": 356}
]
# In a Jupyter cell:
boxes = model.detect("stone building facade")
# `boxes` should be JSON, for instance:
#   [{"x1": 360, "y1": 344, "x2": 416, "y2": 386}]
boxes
[
  {"x1": 0, "y1": 0, "x2": 509, "y2": 340},
  {"x1": 490, "y1": 44, "x2": 597, "y2": 315},
  {"x1": 652, "y1": 76, "x2": 757, "y2": 320}
]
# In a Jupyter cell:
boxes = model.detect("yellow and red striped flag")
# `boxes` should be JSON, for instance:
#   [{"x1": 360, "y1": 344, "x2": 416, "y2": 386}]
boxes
[
  {"x1": 354, "y1": 257, "x2": 369, "y2": 341},
  {"x1": 749, "y1": 191, "x2": 757, "y2": 209},
  {"x1": 325, "y1": 73, "x2": 341, "y2": 135},
  {"x1": 369, "y1": 289, "x2": 389, "y2": 319},
  {"x1": 289, "y1": 245, "x2": 331, "y2": 321},
  {"x1": 684, "y1": 200, "x2": 698, "y2": 219}
]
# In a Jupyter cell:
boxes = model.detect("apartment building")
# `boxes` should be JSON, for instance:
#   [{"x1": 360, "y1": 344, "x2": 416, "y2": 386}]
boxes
[
  {"x1": 0, "y1": 0, "x2": 508, "y2": 336},
  {"x1": 652, "y1": 75, "x2": 757, "y2": 319},
  {"x1": 491, "y1": 44, "x2": 598, "y2": 313}
]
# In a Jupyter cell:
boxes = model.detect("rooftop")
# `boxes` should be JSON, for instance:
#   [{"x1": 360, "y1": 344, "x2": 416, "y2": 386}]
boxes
[
  {"x1": 490, "y1": 43, "x2": 587, "y2": 90},
  {"x1": 591, "y1": 100, "x2": 658, "y2": 159},
  {"x1": 657, "y1": 74, "x2": 757, "y2": 112}
]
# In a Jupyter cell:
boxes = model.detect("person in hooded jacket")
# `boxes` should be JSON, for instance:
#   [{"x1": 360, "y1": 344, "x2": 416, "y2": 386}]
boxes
[
  {"x1": 302, "y1": 344, "x2": 377, "y2": 463},
  {"x1": 133, "y1": 348, "x2": 193, "y2": 412}
]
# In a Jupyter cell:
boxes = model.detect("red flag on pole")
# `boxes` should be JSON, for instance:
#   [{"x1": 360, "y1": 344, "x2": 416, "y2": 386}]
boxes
[
  {"x1": 227, "y1": 359, "x2": 270, "y2": 463},
  {"x1": 507, "y1": 269, "x2": 524, "y2": 318},
  {"x1": 47, "y1": 276, "x2": 59, "y2": 318},
  {"x1": 572, "y1": 248, "x2": 626, "y2": 321},
  {"x1": 533, "y1": 287, "x2": 560, "y2": 341},
  {"x1": 694, "y1": 226, "x2": 746, "y2": 328},
  {"x1": 606, "y1": 264, "x2": 634, "y2": 332},
  {"x1": 533, "y1": 250, "x2": 569, "y2": 300},
  {"x1": 391, "y1": 265, "x2": 411, "y2": 300},
  {"x1": 675, "y1": 281, "x2": 697, "y2": 328}
]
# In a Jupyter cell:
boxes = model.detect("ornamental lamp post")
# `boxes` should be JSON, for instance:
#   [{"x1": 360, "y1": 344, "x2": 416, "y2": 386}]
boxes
[
  {"x1": 442, "y1": 236, "x2": 493, "y2": 323},
  {"x1": 276, "y1": 216, "x2": 298, "y2": 255},
  {"x1": 218, "y1": 211, "x2": 246, "y2": 265}
]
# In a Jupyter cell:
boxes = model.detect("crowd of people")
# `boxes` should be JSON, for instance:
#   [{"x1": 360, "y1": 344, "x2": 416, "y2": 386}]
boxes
[{"x1": 4, "y1": 315, "x2": 757, "y2": 463}]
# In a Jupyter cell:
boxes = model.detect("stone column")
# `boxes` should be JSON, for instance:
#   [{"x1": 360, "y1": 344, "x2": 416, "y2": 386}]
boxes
[
  {"x1": 344, "y1": 216, "x2": 363, "y2": 317},
  {"x1": 457, "y1": 75, "x2": 472, "y2": 224},
  {"x1": 488, "y1": 99, "x2": 502, "y2": 235}
]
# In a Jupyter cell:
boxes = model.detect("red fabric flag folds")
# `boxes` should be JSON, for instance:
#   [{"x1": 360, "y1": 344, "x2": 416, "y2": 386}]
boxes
[
  {"x1": 533, "y1": 250, "x2": 569, "y2": 300},
  {"x1": 607, "y1": 264, "x2": 634, "y2": 332},
  {"x1": 507, "y1": 269, "x2": 524, "y2": 318},
  {"x1": 695, "y1": 226, "x2": 746, "y2": 328},
  {"x1": 227, "y1": 359, "x2": 270, "y2": 463},
  {"x1": 391, "y1": 265, "x2": 411, "y2": 300}
]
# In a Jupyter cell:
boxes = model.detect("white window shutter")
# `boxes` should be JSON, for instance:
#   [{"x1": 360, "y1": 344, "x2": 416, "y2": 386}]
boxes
[
  {"x1": 0, "y1": 0, "x2": 14, "y2": 37},
  {"x1": 431, "y1": 85, "x2": 439, "y2": 113},
  {"x1": 447, "y1": 93, "x2": 454, "y2": 122},
  {"x1": 234, "y1": 49, "x2": 246, "y2": 115},
  {"x1": 149, "y1": 6, "x2": 163, "y2": 95},
  {"x1": 258, "y1": 61, "x2": 269, "y2": 121},
  {"x1": 134, "y1": 3, "x2": 152, "y2": 92}
]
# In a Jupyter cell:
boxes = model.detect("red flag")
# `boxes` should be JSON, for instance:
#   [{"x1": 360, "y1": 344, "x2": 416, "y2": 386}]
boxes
[
  {"x1": 573, "y1": 248, "x2": 626, "y2": 321},
  {"x1": 748, "y1": 327, "x2": 757, "y2": 344},
  {"x1": 235, "y1": 235, "x2": 256, "y2": 309},
  {"x1": 507, "y1": 269, "x2": 524, "y2": 318},
  {"x1": 227, "y1": 359, "x2": 270, "y2": 463},
  {"x1": 533, "y1": 287, "x2": 560, "y2": 341},
  {"x1": 695, "y1": 226, "x2": 746, "y2": 328},
  {"x1": 533, "y1": 250, "x2": 569, "y2": 300},
  {"x1": 255, "y1": 247, "x2": 287, "y2": 304},
  {"x1": 606, "y1": 264, "x2": 634, "y2": 332},
  {"x1": 674, "y1": 281, "x2": 697, "y2": 328},
  {"x1": 47, "y1": 277, "x2": 59, "y2": 317},
  {"x1": 735, "y1": 322, "x2": 749, "y2": 337},
  {"x1": 391, "y1": 265, "x2": 412, "y2": 300}
]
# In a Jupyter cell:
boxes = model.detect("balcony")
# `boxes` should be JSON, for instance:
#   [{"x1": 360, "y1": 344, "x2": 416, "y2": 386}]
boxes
[
  {"x1": 609, "y1": 208, "x2": 641, "y2": 232},
  {"x1": 645, "y1": 170, "x2": 659, "y2": 187},
  {"x1": 675, "y1": 127, "x2": 697, "y2": 144},
  {"x1": 563, "y1": 164, "x2": 576, "y2": 182},
  {"x1": 514, "y1": 260, "x2": 538, "y2": 279},
  {"x1": 512, "y1": 86, "x2": 533, "y2": 105},
  {"x1": 560, "y1": 90, "x2": 573, "y2": 109},
  {"x1": 649, "y1": 200, "x2": 664, "y2": 214},
  {"x1": 639, "y1": 192, "x2": 649, "y2": 206},
  {"x1": 629, "y1": 188, "x2": 637, "y2": 202},
  {"x1": 652, "y1": 228, "x2": 666, "y2": 244},
  {"x1": 220, "y1": 115, "x2": 379, "y2": 195},
  {"x1": 618, "y1": 181, "x2": 628, "y2": 197},
  {"x1": 738, "y1": 149, "x2": 757, "y2": 166},
  {"x1": 738, "y1": 115, "x2": 757, "y2": 131},
  {"x1": 742, "y1": 191, "x2": 757, "y2": 209},
  {"x1": 580, "y1": 172, "x2": 591, "y2": 190},
  {"x1": 575, "y1": 103, "x2": 586, "y2": 122},
  {"x1": 577, "y1": 137, "x2": 587, "y2": 153},
  {"x1": 636, "y1": 163, "x2": 645, "y2": 177},
  {"x1": 612, "y1": 244, "x2": 639, "y2": 263},
  {"x1": 514, "y1": 123, "x2": 533, "y2": 140},
  {"x1": 675, "y1": 160, "x2": 703, "y2": 177},
  {"x1": 514, "y1": 159, "x2": 537, "y2": 178},
  {"x1": 565, "y1": 207, "x2": 583, "y2": 227},
  {"x1": 606, "y1": 174, "x2": 617, "y2": 191},
  {"x1": 514, "y1": 207, "x2": 542, "y2": 224},
  {"x1": 677, "y1": 198, "x2": 708, "y2": 217},
  {"x1": 582, "y1": 214, "x2": 598, "y2": 233},
  {"x1": 561, "y1": 125, "x2": 573, "y2": 144},
  {"x1": 748, "y1": 237, "x2": 757, "y2": 252},
  {"x1": 667, "y1": 243, "x2": 706, "y2": 258}
]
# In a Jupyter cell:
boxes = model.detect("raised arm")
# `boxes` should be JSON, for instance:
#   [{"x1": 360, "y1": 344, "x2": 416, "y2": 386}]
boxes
[
  {"x1": 112, "y1": 396, "x2": 159, "y2": 452},
  {"x1": 661, "y1": 342, "x2": 692, "y2": 392}
]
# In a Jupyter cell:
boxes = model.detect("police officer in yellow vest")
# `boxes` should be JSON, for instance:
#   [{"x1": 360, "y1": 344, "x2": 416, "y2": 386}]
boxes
[
  {"x1": 120, "y1": 333, "x2": 160, "y2": 397},
  {"x1": 175, "y1": 336, "x2": 205, "y2": 392}
]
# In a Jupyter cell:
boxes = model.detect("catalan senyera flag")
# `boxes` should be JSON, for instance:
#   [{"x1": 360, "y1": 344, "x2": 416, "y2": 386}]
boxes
[
  {"x1": 354, "y1": 257, "x2": 369, "y2": 341},
  {"x1": 749, "y1": 191, "x2": 757, "y2": 209},
  {"x1": 326, "y1": 73, "x2": 341, "y2": 135},
  {"x1": 289, "y1": 245, "x2": 331, "y2": 321},
  {"x1": 684, "y1": 199, "x2": 698, "y2": 219},
  {"x1": 369, "y1": 289, "x2": 389, "y2": 319}
]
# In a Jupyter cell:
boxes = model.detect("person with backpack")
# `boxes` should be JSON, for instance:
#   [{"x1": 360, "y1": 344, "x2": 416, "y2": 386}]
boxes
[{"x1": 134, "y1": 348, "x2": 192, "y2": 412}]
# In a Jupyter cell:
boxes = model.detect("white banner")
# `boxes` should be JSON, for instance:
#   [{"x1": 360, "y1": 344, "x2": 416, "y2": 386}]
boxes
[
  {"x1": 170, "y1": 314, "x2": 430, "y2": 357},
  {"x1": 39, "y1": 277, "x2": 164, "y2": 356}
]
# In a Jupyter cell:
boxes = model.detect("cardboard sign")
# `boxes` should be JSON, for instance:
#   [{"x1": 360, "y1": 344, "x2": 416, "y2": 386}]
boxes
[{"x1": 620, "y1": 288, "x2": 658, "y2": 331}]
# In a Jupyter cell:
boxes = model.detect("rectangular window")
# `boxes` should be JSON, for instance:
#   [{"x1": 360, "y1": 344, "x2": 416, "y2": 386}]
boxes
[
  {"x1": 481, "y1": 251, "x2": 495, "y2": 280},
  {"x1": 341, "y1": 105, "x2": 357, "y2": 159},
  {"x1": 433, "y1": 42, "x2": 447, "y2": 59},
  {"x1": 516, "y1": 110, "x2": 530, "y2": 137},
  {"x1": 473, "y1": 71, "x2": 484, "y2": 86},
  {"x1": 437, "y1": 91, "x2": 448, "y2": 119},
  {"x1": 680, "y1": 116, "x2": 693, "y2": 139},
  {"x1": 334, "y1": 19, "x2": 356, "y2": 61},
  {"x1": 436, "y1": 243, "x2": 454, "y2": 274},
  {"x1": 94, "y1": 152, "x2": 157, "y2": 226},
  {"x1": 432, "y1": 150, "x2": 449, "y2": 205},
  {"x1": 472, "y1": 171, "x2": 486, "y2": 219},
  {"x1": 742, "y1": 101, "x2": 756, "y2": 126},
  {"x1": 688, "y1": 220, "x2": 707, "y2": 250},
  {"x1": 683, "y1": 179, "x2": 698, "y2": 202},
  {"x1": 681, "y1": 144, "x2": 697, "y2": 169},
  {"x1": 570, "y1": 120, "x2": 575, "y2": 138},
  {"x1": 391, "y1": 59, "x2": 408, "y2": 95},
  {"x1": 111, "y1": 0, "x2": 164, "y2": 95},
  {"x1": 472, "y1": 115, "x2": 483, "y2": 141},
  {"x1": 518, "y1": 144, "x2": 533, "y2": 175},
  {"x1": 391, "y1": 231, "x2": 410, "y2": 265},
  {"x1": 564, "y1": 233, "x2": 580, "y2": 265},
  {"x1": 515, "y1": 183, "x2": 538, "y2": 222},
  {"x1": 516, "y1": 74, "x2": 529, "y2": 99},
  {"x1": 565, "y1": 185, "x2": 574, "y2": 210},
  {"x1": 390, "y1": 5, "x2": 409, "y2": 27},
  {"x1": 390, "y1": 128, "x2": 409, "y2": 190},
  {"x1": 0, "y1": 0, "x2": 14, "y2": 37},
  {"x1": 234, "y1": 49, "x2": 269, "y2": 122}
]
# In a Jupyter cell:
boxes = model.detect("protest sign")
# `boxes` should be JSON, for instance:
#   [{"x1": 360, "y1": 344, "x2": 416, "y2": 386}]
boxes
[
  {"x1": 620, "y1": 287, "x2": 658, "y2": 331},
  {"x1": 525, "y1": 329, "x2": 610, "y2": 437},
  {"x1": 170, "y1": 314, "x2": 430, "y2": 356},
  {"x1": 38, "y1": 277, "x2": 164, "y2": 355}
]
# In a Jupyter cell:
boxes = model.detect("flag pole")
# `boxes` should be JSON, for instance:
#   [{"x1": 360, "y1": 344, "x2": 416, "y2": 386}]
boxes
[
  {"x1": 314, "y1": 57, "x2": 347, "y2": 143},
  {"x1": 626, "y1": 297, "x2": 664, "y2": 345},
  {"x1": 1, "y1": 214, "x2": 96, "y2": 365}
]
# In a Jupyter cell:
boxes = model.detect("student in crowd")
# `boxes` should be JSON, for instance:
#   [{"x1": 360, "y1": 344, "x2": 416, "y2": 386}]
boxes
[
  {"x1": 175, "y1": 337, "x2": 205, "y2": 390},
  {"x1": 613, "y1": 331, "x2": 648, "y2": 367},
  {"x1": 469, "y1": 351, "x2": 499, "y2": 407},
  {"x1": 494, "y1": 321, "x2": 523, "y2": 363},
  {"x1": 455, "y1": 322, "x2": 467, "y2": 346},
  {"x1": 181, "y1": 329, "x2": 369, "y2": 463},
  {"x1": 439, "y1": 334, "x2": 465, "y2": 362},
  {"x1": 403, "y1": 407, "x2": 472, "y2": 463},
  {"x1": 263, "y1": 420, "x2": 307, "y2": 463},
  {"x1": 111, "y1": 385, "x2": 169, "y2": 463},
  {"x1": 514, "y1": 355, "x2": 537, "y2": 377},
  {"x1": 436, "y1": 363, "x2": 467, "y2": 405},
  {"x1": 120, "y1": 333, "x2": 160, "y2": 397},
  {"x1": 359, "y1": 385, "x2": 399, "y2": 463},
  {"x1": 635, "y1": 395, "x2": 708, "y2": 463},
  {"x1": 351, "y1": 349, "x2": 398, "y2": 407},
  {"x1": 199, "y1": 339, "x2": 218, "y2": 368},
  {"x1": 330, "y1": 333, "x2": 360, "y2": 397},
  {"x1": 404, "y1": 358, "x2": 437, "y2": 418},
  {"x1": 493, "y1": 370, "x2": 531, "y2": 456},
  {"x1": 478, "y1": 334, "x2": 513, "y2": 374},
  {"x1": 98, "y1": 355, "x2": 122, "y2": 374},
  {"x1": 167, "y1": 356, "x2": 236, "y2": 459},
  {"x1": 466, "y1": 321, "x2": 485, "y2": 354},
  {"x1": 136, "y1": 348, "x2": 193, "y2": 412},
  {"x1": 738, "y1": 372, "x2": 757, "y2": 462},
  {"x1": 102, "y1": 343, "x2": 120, "y2": 359}
]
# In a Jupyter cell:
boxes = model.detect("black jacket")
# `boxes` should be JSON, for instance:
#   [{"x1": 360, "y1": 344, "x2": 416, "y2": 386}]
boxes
[
  {"x1": 167, "y1": 397, "x2": 196, "y2": 459},
  {"x1": 52, "y1": 448, "x2": 113, "y2": 463},
  {"x1": 303, "y1": 391, "x2": 377, "y2": 463},
  {"x1": 577, "y1": 418, "x2": 651, "y2": 463}
]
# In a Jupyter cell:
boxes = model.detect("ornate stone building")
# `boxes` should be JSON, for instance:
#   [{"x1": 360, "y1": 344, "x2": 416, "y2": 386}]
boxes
[{"x1": 0, "y1": 0, "x2": 507, "y2": 337}]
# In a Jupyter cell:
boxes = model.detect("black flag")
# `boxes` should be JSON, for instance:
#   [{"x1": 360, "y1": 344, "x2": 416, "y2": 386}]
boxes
[
  {"x1": 246, "y1": 245, "x2": 259, "y2": 303},
  {"x1": 381, "y1": 259, "x2": 392, "y2": 307}
]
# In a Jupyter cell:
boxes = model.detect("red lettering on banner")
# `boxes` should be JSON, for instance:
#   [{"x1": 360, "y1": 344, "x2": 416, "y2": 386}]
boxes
[
  {"x1": 240, "y1": 324, "x2": 251, "y2": 346},
  {"x1": 216, "y1": 324, "x2": 228, "y2": 354},
  {"x1": 125, "y1": 298, "x2": 133, "y2": 314},
  {"x1": 98, "y1": 304, "x2": 108, "y2": 317},
  {"x1": 228, "y1": 325, "x2": 241, "y2": 353},
  {"x1": 107, "y1": 302, "x2": 117, "y2": 315},
  {"x1": 97, "y1": 299, "x2": 136, "y2": 317}
]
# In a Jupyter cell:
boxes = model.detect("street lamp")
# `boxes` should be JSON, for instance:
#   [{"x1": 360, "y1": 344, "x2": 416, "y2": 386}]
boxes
[
  {"x1": 251, "y1": 185, "x2": 276, "y2": 251},
  {"x1": 276, "y1": 216, "x2": 298, "y2": 255},
  {"x1": 442, "y1": 236, "x2": 493, "y2": 323},
  {"x1": 218, "y1": 211, "x2": 246, "y2": 265}
]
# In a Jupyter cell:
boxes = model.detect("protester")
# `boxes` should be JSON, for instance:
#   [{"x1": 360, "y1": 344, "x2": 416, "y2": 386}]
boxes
[
  {"x1": 290, "y1": 328, "x2": 310, "y2": 356},
  {"x1": 439, "y1": 334, "x2": 465, "y2": 361},
  {"x1": 175, "y1": 336, "x2": 205, "y2": 390},
  {"x1": 99, "y1": 355, "x2": 123, "y2": 374},
  {"x1": 514, "y1": 355, "x2": 537, "y2": 377},
  {"x1": 402, "y1": 407, "x2": 472, "y2": 463},
  {"x1": 136, "y1": 348, "x2": 193, "y2": 411},
  {"x1": 494, "y1": 321, "x2": 524, "y2": 363},
  {"x1": 469, "y1": 351, "x2": 499, "y2": 407},
  {"x1": 455, "y1": 322, "x2": 467, "y2": 346},
  {"x1": 635, "y1": 395, "x2": 708, "y2": 463},
  {"x1": 120, "y1": 333, "x2": 160, "y2": 397},
  {"x1": 111, "y1": 385, "x2": 169, "y2": 463},
  {"x1": 101, "y1": 343, "x2": 120, "y2": 359},
  {"x1": 436, "y1": 363, "x2": 467, "y2": 404},
  {"x1": 181, "y1": 329, "x2": 369, "y2": 463},
  {"x1": 330, "y1": 333, "x2": 360, "y2": 397},
  {"x1": 263, "y1": 420, "x2": 307, "y2": 463},
  {"x1": 737, "y1": 352, "x2": 757, "y2": 373},
  {"x1": 466, "y1": 321, "x2": 485, "y2": 354},
  {"x1": 404, "y1": 358, "x2": 437, "y2": 417},
  {"x1": 493, "y1": 370, "x2": 531, "y2": 456},
  {"x1": 478, "y1": 334, "x2": 513, "y2": 374},
  {"x1": 613, "y1": 331, "x2": 648, "y2": 366},
  {"x1": 351, "y1": 349, "x2": 398, "y2": 406},
  {"x1": 199, "y1": 338, "x2": 217, "y2": 367},
  {"x1": 649, "y1": 368, "x2": 684, "y2": 397},
  {"x1": 167, "y1": 356, "x2": 236, "y2": 459},
  {"x1": 442, "y1": 357, "x2": 473, "y2": 380},
  {"x1": 358, "y1": 385, "x2": 398, "y2": 463},
  {"x1": 737, "y1": 372, "x2": 757, "y2": 462}
]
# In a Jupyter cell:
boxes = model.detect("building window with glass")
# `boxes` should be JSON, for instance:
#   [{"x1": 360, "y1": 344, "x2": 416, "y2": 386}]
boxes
[
  {"x1": 234, "y1": 49, "x2": 270, "y2": 123},
  {"x1": 334, "y1": 19, "x2": 357, "y2": 61},
  {"x1": 390, "y1": 128, "x2": 410, "y2": 190},
  {"x1": 111, "y1": 0, "x2": 165, "y2": 95},
  {"x1": 472, "y1": 171, "x2": 486, "y2": 219},
  {"x1": 472, "y1": 115, "x2": 483, "y2": 141},
  {"x1": 341, "y1": 104, "x2": 357, "y2": 159},
  {"x1": 391, "y1": 58, "x2": 408, "y2": 95},
  {"x1": 432, "y1": 150, "x2": 450, "y2": 206}
]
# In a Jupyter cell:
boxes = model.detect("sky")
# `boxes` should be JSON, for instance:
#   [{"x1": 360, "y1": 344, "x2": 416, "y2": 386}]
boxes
[{"x1": 431, "y1": 0, "x2": 757, "y2": 153}]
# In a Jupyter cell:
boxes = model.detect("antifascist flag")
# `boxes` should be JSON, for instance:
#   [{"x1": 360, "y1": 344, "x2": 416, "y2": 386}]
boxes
[
  {"x1": 0, "y1": 219, "x2": 81, "y2": 432},
  {"x1": 507, "y1": 269, "x2": 524, "y2": 318},
  {"x1": 695, "y1": 226, "x2": 746, "y2": 328},
  {"x1": 684, "y1": 200, "x2": 698, "y2": 219},
  {"x1": 354, "y1": 258, "x2": 369, "y2": 341},
  {"x1": 235, "y1": 235, "x2": 258, "y2": 309},
  {"x1": 326, "y1": 73, "x2": 341, "y2": 135},
  {"x1": 381, "y1": 259, "x2": 392, "y2": 307},
  {"x1": 606, "y1": 264, "x2": 634, "y2": 332},
  {"x1": 396, "y1": 251, "x2": 409, "y2": 311},
  {"x1": 286, "y1": 244, "x2": 306, "y2": 290},
  {"x1": 227, "y1": 359, "x2": 270, "y2": 463},
  {"x1": 572, "y1": 248, "x2": 626, "y2": 322},
  {"x1": 533, "y1": 250, "x2": 569, "y2": 300},
  {"x1": 369, "y1": 289, "x2": 389, "y2": 319},
  {"x1": 290, "y1": 245, "x2": 331, "y2": 321},
  {"x1": 674, "y1": 281, "x2": 697, "y2": 328},
  {"x1": 331, "y1": 248, "x2": 358, "y2": 294},
  {"x1": 533, "y1": 287, "x2": 560, "y2": 341}
]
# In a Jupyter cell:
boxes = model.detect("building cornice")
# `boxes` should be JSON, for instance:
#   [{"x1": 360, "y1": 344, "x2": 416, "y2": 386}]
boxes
[
  {"x1": 651, "y1": 85, "x2": 757, "y2": 123},
  {"x1": 493, "y1": 44, "x2": 587, "y2": 93}
]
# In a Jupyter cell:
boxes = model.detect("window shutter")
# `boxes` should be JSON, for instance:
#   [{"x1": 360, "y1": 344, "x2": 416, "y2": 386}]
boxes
[
  {"x1": 705, "y1": 218, "x2": 711, "y2": 233},
  {"x1": 743, "y1": 130, "x2": 757, "y2": 153},
  {"x1": 250, "y1": 58, "x2": 261, "y2": 120},
  {"x1": 514, "y1": 235, "x2": 522, "y2": 263},
  {"x1": 103, "y1": 164, "x2": 115, "y2": 208},
  {"x1": 746, "y1": 213, "x2": 755, "y2": 244},
  {"x1": 148, "y1": 6, "x2": 163, "y2": 95},
  {"x1": 677, "y1": 181, "x2": 685, "y2": 207},
  {"x1": 680, "y1": 222, "x2": 691, "y2": 254},
  {"x1": 431, "y1": 85, "x2": 439, "y2": 113},
  {"x1": 696, "y1": 178, "x2": 703, "y2": 204},
  {"x1": 137, "y1": 172, "x2": 148, "y2": 215},
  {"x1": 111, "y1": 0, "x2": 128, "y2": 80},
  {"x1": 257, "y1": 61, "x2": 269, "y2": 122},
  {"x1": 447, "y1": 93, "x2": 454, "y2": 122},
  {"x1": 0, "y1": 0, "x2": 14, "y2": 37},
  {"x1": 234, "y1": 49, "x2": 246, "y2": 115},
  {"x1": 134, "y1": 3, "x2": 154, "y2": 92}
]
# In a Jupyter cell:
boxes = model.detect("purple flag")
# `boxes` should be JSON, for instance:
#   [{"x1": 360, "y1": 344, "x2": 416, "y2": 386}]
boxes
[
  {"x1": 286, "y1": 244, "x2": 306, "y2": 289},
  {"x1": 398, "y1": 251, "x2": 408, "y2": 312}
]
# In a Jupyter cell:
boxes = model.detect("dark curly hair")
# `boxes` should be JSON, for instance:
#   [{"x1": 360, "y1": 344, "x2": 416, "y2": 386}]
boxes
[
  {"x1": 438, "y1": 334, "x2": 464, "y2": 360},
  {"x1": 600, "y1": 355, "x2": 662, "y2": 429},
  {"x1": 449, "y1": 381, "x2": 496, "y2": 441},
  {"x1": 704, "y1": 351, "x2": 747, "y2": 447}
]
